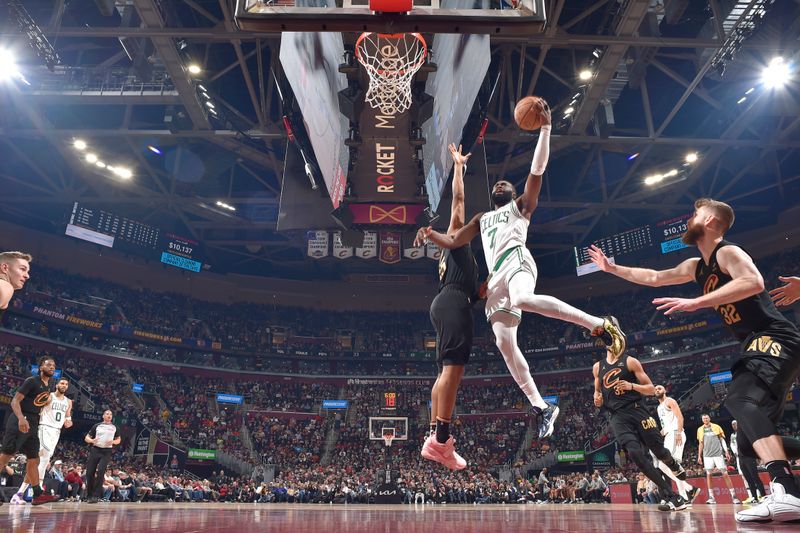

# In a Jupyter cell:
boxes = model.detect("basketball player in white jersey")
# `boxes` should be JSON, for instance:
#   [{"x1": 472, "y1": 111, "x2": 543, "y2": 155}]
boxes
[
  {"x1": 13, "y1": 378, "x2": 72, "y2": 503},
  {"x1": 654, "y1": 384, "x2": 699, "y2": 504},
  {"x1": 417, "y1": 98, "x2": 626, "y2": 438}
]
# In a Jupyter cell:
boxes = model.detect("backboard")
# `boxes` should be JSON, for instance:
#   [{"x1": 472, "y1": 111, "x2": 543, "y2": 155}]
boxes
[
  {"x1": 368, "y1": 416, "x2": 409, "y2": 441},
  {"x1": 235, "y1": 0, "x2": 547, "y2": 34}
]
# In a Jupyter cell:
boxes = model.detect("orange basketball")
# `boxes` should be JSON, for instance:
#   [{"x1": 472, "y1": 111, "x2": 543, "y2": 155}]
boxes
[{"x1": 514, "y1": 96, "x2": 545, "y2": 131}]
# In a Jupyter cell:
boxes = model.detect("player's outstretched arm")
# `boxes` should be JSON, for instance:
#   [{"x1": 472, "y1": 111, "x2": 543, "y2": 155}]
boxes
[
  {"x1": 588, "y1": 245, "x2": 699, "y2": 287},
  {"x1": 517, "y1": 101, "x2": 551, "y2": 220},
  {"x1": 414, "y1": 212, "x2": 482, "y2": 250},
  {"x1": 447, "y1": 143, "x2": 470, "y2": 235},
  {"x1": 770, "y1": 275, "x2": 800, "y2": 306},
  {"x1": 592, "y1": 362, "x2": 603, "y2": 407}
]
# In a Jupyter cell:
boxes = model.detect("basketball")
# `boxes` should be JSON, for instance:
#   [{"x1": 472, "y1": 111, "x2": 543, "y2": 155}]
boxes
[{"x1": 514, "y1": 96, "x2": 546, "y2": 131}]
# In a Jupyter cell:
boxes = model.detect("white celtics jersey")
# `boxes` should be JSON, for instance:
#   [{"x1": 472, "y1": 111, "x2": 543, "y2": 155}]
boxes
[
  {"x1": 40, "y1": 393, "x2": 69, "y2": 429},
  {"x1": 479, "y1": 200, "x2": 529, "y2": 272},
  {"x1": 657, "y1": 399, "x2": 679, "y2": 433}
]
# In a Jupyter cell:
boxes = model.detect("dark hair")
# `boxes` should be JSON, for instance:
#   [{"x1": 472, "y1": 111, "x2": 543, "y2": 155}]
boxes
[
  {"x1": 37, "y1": 355, "x2": 55, "y2": 369},
  {"x1": 58, "y1": 377, "x2": 70, "y2": 384}
]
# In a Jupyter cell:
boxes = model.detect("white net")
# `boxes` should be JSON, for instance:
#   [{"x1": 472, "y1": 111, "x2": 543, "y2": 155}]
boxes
[{"x1": 356, "y1": 32, "x2": 427, "y2": 116}]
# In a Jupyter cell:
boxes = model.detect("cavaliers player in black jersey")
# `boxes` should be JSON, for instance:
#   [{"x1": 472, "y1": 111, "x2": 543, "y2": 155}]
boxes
[
  {"x1": 414, "y1": 143, "x2": 477, "y2": 470},
  {"x1": 593, "y1": 348, "x2": 695, "y2": 511},
  {"x1": 589, "y1": 198, "x2": 800, "y2": 523}
]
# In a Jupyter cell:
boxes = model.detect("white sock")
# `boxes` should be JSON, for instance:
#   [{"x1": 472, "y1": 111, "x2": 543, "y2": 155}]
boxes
[
  {"x1": 18, "y1": 482, "x2": 29, "y2": 495},
  {"x1": 508, "y1": 275, "x2": 603, "y2": 331},
  {"x1": 492, "y1": 320, "x2": 547, "y2": 410},
  {"x1": 729, "y1": 488, "x2": 736, "y2": 496}
]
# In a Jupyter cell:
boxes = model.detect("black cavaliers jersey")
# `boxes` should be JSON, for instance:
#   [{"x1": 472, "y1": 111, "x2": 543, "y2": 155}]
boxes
[
  {"x1": 695, "y1": 240, "x2": 797, "y2": 343},
  {"x1": 438, "y1": 245, "x2": 479, "y2": 299},
  {"x1": 0, "y1": 307, "x2": 5, "y2": 321},
  {"x1": 15, "y1": 376, "x2": 51, "y2": 418},
  {"x1": 598, "y1": 354, "x2": 642, "y2": 413}
]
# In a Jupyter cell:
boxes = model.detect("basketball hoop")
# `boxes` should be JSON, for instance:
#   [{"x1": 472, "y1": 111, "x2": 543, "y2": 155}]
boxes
[
  {"x1": 383, "y1": 433, "x2": 394, "y2": 447},
  {"x1": 355, "y1": 32, "x2": 427, "y2": 116}
]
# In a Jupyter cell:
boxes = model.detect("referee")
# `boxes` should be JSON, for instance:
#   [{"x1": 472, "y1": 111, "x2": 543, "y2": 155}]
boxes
[{"x1": 84, "y1": 409, "x2": 120, "y2": 503}]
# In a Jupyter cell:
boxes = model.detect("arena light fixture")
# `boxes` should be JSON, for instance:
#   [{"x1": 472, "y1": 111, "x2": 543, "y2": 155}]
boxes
[
  {"x1": 644, "y1": 175, "x2": 662, "y2": 186},
  {"x1": 197, "y1": 84, "x2": 207, "y2": 92},
  {"x1": 205, "y1": 101, "x2": 215, "y2": 109},
  {"x1": 761, "y1": 56, "x2": 791, "y2": 89},
  {"x1": 216, "y1": 200, "x2": 236, "y2": 212},
  {"x1": 147, "y1": 145, "x2": 162, "y2": 155},
  {"x1": 73, "y1": 139, "x2": 87, "y2": 150},
  {"x1": 112, "y1": 167, "x2": 133, "y2": 179},
  {"x1": 627, "y1": 152, "x2": 639, "y2": 161},
  {"x1": 0, "y1": 48, "x2": 28, "y2": 84},
  {"x1": 685, "y1": 152, "x2": 698, "y2": 164},
  {"x1": 95, "y1": 161, "x2": 106, "y2": 169},
  {"x1": 578, "y1": 69, "x2": 592, "y2": 81},
  {"x1": 187, "y1": 63, "x2": 202, "y2": 75},
  {"x1": 85, "y1": 153, "x2": 98, "y2": 163},
  {"x1": 737, "y1": 96, "x2": 747, "y2": 104}
]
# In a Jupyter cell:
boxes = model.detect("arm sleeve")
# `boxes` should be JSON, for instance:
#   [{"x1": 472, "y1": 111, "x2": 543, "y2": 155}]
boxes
[
  {"x1": 88, "y1": 423, "x2": 98, "y2": 438},
  {"x1": 114, "y1": 427, "x2": 120, "y2": 439},
  {"x1": 696, "y1": 427, "x2": 703, "y2": 442}
]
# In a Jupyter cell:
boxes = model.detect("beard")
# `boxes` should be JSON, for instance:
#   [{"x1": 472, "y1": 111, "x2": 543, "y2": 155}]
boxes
[
  {"x1": 681, "y1": 222, "x2": 704, "y2": 245},
  {"x1": 492, "y1": 190, "x2": 514, "y2": 207},
  {"x1": 655, "y1": 392, "x2": 664, "y2": 400}
]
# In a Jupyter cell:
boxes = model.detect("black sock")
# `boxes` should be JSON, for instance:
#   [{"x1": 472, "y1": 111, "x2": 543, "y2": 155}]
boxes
[
  {"x1": 32, "y1": 485, "x2": 43, "y2": 497},
  {"x1": 766, "y1": 460, "x2": 800, "y2": 497},
  {"x1": 435, "y1": 419, "x2": 451, "y2": 444}
]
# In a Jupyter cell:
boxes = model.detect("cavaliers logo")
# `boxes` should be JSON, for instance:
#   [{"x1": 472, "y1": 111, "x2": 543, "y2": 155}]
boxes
[
  {"x1": 703, "y1": 274, "x2": 719, "y2": 295},
  {"x1": 369, "y1": 205, "x2": 407, "y2": 224},
  {"x1": 34, "y1": 392, "x2": 50, "y2": 407},
  {"x1": 602, "y1": 368, "x2": 621, "y2": 389}
]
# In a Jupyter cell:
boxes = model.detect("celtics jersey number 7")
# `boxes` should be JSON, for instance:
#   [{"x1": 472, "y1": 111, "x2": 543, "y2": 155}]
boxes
[{"x1": 479, "y1": 200, "x2": 530, "y2": 271}]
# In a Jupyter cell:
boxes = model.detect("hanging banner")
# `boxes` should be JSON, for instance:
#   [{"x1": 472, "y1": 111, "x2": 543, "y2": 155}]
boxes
[
  {"x1": 404, "y1": 244, "x2": 424, "y2": 260},
  {"x1": 379, "y1": 231, "x2": 402, "y2": 264},
  {"x1": 332, "y1": 231, "x2": 354, "y2": 259},
  {"x1": 307, "y1": 231, "x2": 329, "y2": 259},
  {"x1": 348, "y1": 203, "x2": 426, "y2": 225},
  {"x1": 426, "y1": 243, "x2": 441, "y2": 260},
  {"x1": 356, "y1": 231, "x2": 377, "y2": 259}
]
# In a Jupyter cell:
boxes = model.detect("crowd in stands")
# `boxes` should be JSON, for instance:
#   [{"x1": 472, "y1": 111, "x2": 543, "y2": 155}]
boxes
[{"x1": 14, "y1": 244, "x2": 799, "y2": 364}]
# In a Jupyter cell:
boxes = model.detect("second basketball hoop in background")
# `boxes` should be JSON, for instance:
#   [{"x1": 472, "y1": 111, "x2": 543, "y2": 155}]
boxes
[{"x1": 356, "y1": 32, "x2": 427, "y2": 116}]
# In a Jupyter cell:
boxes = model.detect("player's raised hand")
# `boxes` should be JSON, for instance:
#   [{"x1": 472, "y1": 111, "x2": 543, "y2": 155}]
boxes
[
  {"x1": 587, "y1": 245, "x2": 612, "y2": 272},
  {"x1": 538, "y1": 99, "x2": 551, "y2": 127},
  {"x1": 448, "y1": 143, "x2": 471, "y2": 166},
  {"x1": 413, "y1": 226, "x2": 432, "y2": 248},
  {"x1": 769, "y1": 276, "x2": 800, "y2": 306},
  {"x1": 652, "y1": 296, "x2": 700, "y2": 315}
]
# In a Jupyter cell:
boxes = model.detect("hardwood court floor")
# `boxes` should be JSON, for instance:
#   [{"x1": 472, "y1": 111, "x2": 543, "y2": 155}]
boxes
[{"x1": 1, "y1": 502, "x2": 793, "y2": 532}]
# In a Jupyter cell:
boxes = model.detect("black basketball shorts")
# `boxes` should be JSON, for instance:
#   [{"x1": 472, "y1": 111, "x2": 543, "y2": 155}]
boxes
[
  {"x1": 610, "y1": 403, "x2": 664, "y2": 451},
  {"x1": 734, "y1": 326, "x2": 800, "y2": 397},
  {"x1": 1, "y1": 413, "x2": 40, "y2": 459},
  {"x1": 430, "y1": 287, "x2": 474, "y2": 368}
]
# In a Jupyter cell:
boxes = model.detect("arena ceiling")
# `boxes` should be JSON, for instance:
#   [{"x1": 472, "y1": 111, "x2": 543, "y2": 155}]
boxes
[{"x1": 1, "y1": 0, "x2": 799, "y2": 280}]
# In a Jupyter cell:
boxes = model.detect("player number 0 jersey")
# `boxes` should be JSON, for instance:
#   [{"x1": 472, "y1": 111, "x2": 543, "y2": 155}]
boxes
[
  {"x1": 479, "y1": 200, "x2": 530, "y2": 272},
  {"x1": 40, "y1": 393, "x2": 69, "y2": 429}
]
